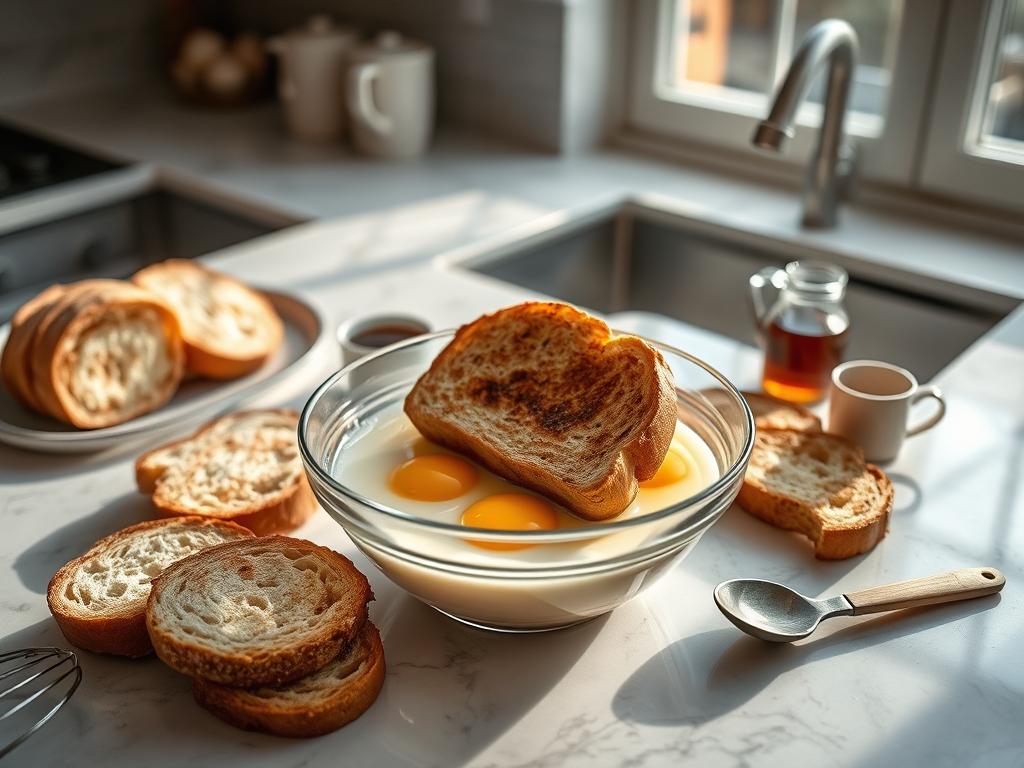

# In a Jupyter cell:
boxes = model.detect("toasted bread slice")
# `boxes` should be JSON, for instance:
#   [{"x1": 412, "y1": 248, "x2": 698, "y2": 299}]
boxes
[
  {"x1": 193, "y1": 622, "x2": 385, "y2": 737},
  {"x1": 1, "y1": 283, "x2": 67, "y2": 410},
  {"x1": 132, "y1": 260, "x2": 283, "y2": 380},
  {"x1": 742, "y1": 391, "x2": 822, "y2": 432},
  {"x1": 137, "y1": 409, "x2": 315, "y2": 535},
  {"x1": 737, "y1": 429, "x2": 893, "y2": 559},
  {"x1": 404, "y1": 302, "x2": 676, "y2": 520},
  {"x1": 47, "y1": 517, "x2": 253, "y2": 657},
  {"x1": 146, "y1": 536, "x2": 372, "y2": 687},
  {"x1": 135, "y1": 409, "x2": 299, "y2": 494},
  {"x1": 28, "y1": 280, "x2": 185, "y2": 428}
]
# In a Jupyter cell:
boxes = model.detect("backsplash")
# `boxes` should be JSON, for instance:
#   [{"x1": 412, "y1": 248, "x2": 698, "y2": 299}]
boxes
[
  {"x1": 0, "y1": 0, "x2": 616, "y2": 153},
  {"x1": 228, "y1": 0, "x2": 569, "y2": 151},
  {"x1": 0, "y1": 0, "x2": 164, "y2": 107}
]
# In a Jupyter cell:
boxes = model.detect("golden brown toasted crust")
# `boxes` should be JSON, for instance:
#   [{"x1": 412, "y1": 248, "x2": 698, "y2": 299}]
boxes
[
  {"x1": 150, "y1": 472, "x2": 317, "y2": 536},
  {"x1": 134, "y1": 408, "x2": 300, "y2": 494},
  {"x1": 192, "y1": 622, "x2": 385, "y2": 737},
  {"x1": 137, "y1": 408, "x2": 315, "y2": 535},
  {"x1": 742, "y1": 391, "x2": 822, "y2": 432},
  {"x1": 29, "y1": 280, "x2": 185, "y2": 428},
  {"x1": 47, "y1": 517, "x2": 254, "y2": 657},
  {"x1": 404, "y1": 302, "x2": 676, "y2": 521},
  {"x1": 132, "y1": 260, "x2": 283, "y2": 380},
  {"x1": 146, "y1": 537, "x2": 372, "y2": 687},
  {"x1": 737, "y1": 429, "x2": 893, "y2": 560},
  {"x1": 1, "y1": 284, "x2": 67, "y2": 410}
]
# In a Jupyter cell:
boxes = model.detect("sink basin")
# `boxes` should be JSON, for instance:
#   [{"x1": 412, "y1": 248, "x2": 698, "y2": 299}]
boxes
[
  {"x1": 444, "y1": 200, "x2": 1016, "y2": 383},
  {"x1": 0, "y1": 180, "x2": 296, "y2": 320}
]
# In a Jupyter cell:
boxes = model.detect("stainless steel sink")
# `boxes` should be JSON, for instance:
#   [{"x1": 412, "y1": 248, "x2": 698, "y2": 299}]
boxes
[
  {"x1": 0, "y1": 176, "x2": 297, "y2": 320},
  {"x1": 443, "y1": 200, "x2": 1017, "y2": 383}
]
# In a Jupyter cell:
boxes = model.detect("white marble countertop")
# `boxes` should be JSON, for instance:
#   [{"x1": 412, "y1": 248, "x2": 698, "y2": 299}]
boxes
[
  {"x1": 3, "y1": 258, "x2": 1023, "y2": 767},
  {"x1": 1, "y1": 87, "x2": 1023, "y2": 767}
]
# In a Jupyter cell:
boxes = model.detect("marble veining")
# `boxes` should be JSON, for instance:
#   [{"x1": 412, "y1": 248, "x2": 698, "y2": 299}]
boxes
[{"x1": 0, "y1": 178, "x2": 1021, "y2": 764}]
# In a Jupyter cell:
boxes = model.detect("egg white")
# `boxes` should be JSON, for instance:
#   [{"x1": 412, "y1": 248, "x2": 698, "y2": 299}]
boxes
[{"x1": 333, "y1": 402, "x2": 720, "y2": 540}]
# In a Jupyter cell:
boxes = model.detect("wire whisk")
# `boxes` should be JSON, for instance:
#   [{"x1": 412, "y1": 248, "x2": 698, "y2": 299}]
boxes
[{"x1": 0, "y1": 648, "x2": 82, "y2": 759}]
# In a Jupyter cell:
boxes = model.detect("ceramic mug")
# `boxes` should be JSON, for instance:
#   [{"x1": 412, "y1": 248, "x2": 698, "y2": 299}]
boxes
[
  {"x1": 828, "y1": 360, "x2": 946, "y2": 463},
  {"x1": 346, "y1": 31, "x2": 435, "y2": 158},
  {"x1": 337, "y1": 313, "x2": 431, "y2": 366}
]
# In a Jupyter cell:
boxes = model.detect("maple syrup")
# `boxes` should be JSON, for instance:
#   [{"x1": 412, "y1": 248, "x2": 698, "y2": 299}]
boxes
[
  {"x1": 762, "y1": 320, "x2": 849, "y2": 403},
  {"x1": 750, "y1": 261, "x2": 850, "y2": 404}
]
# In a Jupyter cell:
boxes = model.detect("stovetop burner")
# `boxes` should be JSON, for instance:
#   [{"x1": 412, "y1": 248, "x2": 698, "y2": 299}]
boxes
[{"x1": 0, "y1": 123, "x2": 121, "y2": 201}]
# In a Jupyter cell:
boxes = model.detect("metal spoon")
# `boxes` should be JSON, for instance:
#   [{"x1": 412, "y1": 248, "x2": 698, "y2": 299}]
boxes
[{"x1": 714, "y1": 567, "x2": 1006, "y2": 643}]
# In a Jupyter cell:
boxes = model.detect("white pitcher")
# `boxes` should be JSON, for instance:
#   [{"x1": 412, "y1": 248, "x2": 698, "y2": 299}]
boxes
[
  {"x1": 269, "y1": 16, "x2": 358, "y2": 142},
  {"x1": 347, "y1": 31, "x2": 435, "y2": 159}
]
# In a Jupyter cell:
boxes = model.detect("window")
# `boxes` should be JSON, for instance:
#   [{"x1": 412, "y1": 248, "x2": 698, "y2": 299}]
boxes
[
  {"x1": 629, "y1": 0, "x2": 1024, "y2": 212},
  {"x1": 976, "y1": 0, "x2": 1024, "y2": 158},
  {"x1": 665, "y1": 0, "x2": 904, "y2": 129}
]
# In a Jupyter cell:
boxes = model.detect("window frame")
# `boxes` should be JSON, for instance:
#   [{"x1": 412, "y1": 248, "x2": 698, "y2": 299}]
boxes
[
  {"x1": 626, "y1": 0, "x2": 945, "y2": 187},
  {"x1": 919, "y1": 0, "x2": 1024, "y2": 209}
]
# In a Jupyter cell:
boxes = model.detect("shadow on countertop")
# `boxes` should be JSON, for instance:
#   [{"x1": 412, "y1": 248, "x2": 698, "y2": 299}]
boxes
[
  {"x1": 13, "y1": 491, "x2": 151, "y2": 594},
  {"x1": 612, "y1": 595, "x2": 1002, "y2": 728}
]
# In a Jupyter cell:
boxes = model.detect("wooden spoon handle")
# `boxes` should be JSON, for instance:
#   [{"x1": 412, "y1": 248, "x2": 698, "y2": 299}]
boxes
[{"x1": 845, "y1": 567, "x2": 1005, "y2": 616}]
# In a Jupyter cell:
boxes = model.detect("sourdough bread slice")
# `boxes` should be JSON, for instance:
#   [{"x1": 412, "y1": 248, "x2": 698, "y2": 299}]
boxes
[
  {"x1": 737, "y1": 428, "x2": 893, "y2": 559},
  {"x1": 742, "y1": 391, "x2": 822, "y2": 433},
  {"x1": 146, "y1": 536, "x2": 372, "y2": 687},
  {"x1": 140, "y1": 409, "x2": 315, "y2": 535},
  {"x1": 29, "y1": 280, "x2": 186, "y2": 428},
  {"x1": 132, "y1": 259, "x2": 283, "y2": 380},
  {"x1": 404, "y1": 302, "x2": 677, "y2": 521},
  {"x1": 47, "y1": 517, "x2": 253, "y2": 657},
  {"x1": 135, "y1": 409, "x2": 299, "y2": 494},
  {"x1": 193, "y1": 621, "x2": 385, "y2": 737}
]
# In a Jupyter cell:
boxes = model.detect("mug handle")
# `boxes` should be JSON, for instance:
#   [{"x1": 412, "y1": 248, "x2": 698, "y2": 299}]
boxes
[
  {"x1": 907, "y1": 385, "x2": 946, "y2": 437},
  {"x1": 348, "y1": 63, "x2": 393, "y2": 137}
]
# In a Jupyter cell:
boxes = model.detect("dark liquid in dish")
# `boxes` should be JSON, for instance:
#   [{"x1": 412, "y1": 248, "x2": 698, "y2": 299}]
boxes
[{"x1": 352, "y1": 324, "x2": 425, "y2": 348}]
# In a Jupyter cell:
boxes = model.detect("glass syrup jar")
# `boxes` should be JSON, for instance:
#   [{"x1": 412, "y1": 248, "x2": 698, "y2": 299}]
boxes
[{"x1": 749, "y1": 260, "x2": 850, "y2": 404}]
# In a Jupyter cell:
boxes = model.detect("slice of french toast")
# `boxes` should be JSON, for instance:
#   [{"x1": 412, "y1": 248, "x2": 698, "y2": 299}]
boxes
[
  {"x1": 404, "y1": 302, "x2": 677, "y2": 520},
  {"x1": 737, "y1": 428, "x2": 893, "y2": 559}
]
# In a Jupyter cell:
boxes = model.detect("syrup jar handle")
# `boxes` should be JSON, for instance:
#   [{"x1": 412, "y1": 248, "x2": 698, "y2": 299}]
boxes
[{"x1": 749, "y1": 266, "x2": 787, "y2": 328}]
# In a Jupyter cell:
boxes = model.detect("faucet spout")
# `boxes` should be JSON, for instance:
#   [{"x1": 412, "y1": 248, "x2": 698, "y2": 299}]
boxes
[{"x1": 752, "y1": 19, "x2": 859, "y2": 228}]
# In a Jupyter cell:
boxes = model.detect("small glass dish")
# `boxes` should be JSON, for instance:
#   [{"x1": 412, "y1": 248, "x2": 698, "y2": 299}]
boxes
[{"x1": 299, "y1": 331, "x2": 754, "y2": 632}]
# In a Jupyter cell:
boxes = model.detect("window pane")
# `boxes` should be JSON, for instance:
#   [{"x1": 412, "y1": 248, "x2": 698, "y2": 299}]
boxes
[
  {"x1": 668, "y1": 0, "x2": 904, "y2": 119},
  {"x1": 978, "y1": 0, "x2": 1024, "y2": 153}
]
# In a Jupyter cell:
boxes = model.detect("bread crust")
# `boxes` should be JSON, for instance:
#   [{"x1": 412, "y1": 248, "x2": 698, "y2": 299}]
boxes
[
  {"x1": 137, "y1": 408, "x2": 315, "y2": 535},
  {"x1": 192, "y1": 622, "x2": 385, "y2": 737},
  {"x1": 29, "y1": 280, "x2": 185, "y2": 428},
  {"x1": 741, "y1": 391, "x2": 822, "y2": 433},
  {"x1": 1, "y1": 283, "x2": 67, "y2": 410},
  {"x1": 47, "y1": 517, "x2": 253, "y2": 657},
  {"x1": 404, "y1": 302, "x2": 677, "y2": 521},
  {"x1": 132, "y1": 260, "x2": 283, "y2": 380},
  {"x1": 146, "y1": 537, "x2": 372, "y2": 688},
  {"x1": 737, "y1": 429, "x2": 893, "y2": 560},
  {"x1": 151, "y1": 469, "x2": 317, "y2": 536}
]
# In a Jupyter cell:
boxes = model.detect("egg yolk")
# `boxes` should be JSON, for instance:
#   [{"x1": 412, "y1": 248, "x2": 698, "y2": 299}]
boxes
[
  {"x1": 461, "y1": 493, "x2": 558, "y2": 550},
  {"x1": 639, "y1": 445, "x2": 690, "y2": 488},
  {"x1": 389, "y1": 454, "x2": 478, "y2": 501}
]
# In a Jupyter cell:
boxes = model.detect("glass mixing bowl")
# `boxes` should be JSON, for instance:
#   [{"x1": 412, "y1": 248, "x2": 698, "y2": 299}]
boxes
[{"x1": 299, "y1": 331, "x2": 753, "y2": 632}]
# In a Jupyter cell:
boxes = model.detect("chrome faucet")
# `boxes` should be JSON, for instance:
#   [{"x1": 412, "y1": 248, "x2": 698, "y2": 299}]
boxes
[{"x1": 752, "y1": 19, "x2": 859, "y2": 228}]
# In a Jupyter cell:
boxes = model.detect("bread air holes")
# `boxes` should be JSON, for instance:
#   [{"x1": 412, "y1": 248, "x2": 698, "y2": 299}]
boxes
[
  {"x1": 142, "y1": 562, "x2": 163, "y2": 578},
  {"x1": 106, "y1": 582, "x2": 127, "y2": 598},
  {"x1": 245, "y1": 595, "x2": 270, "y2": 611}
]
